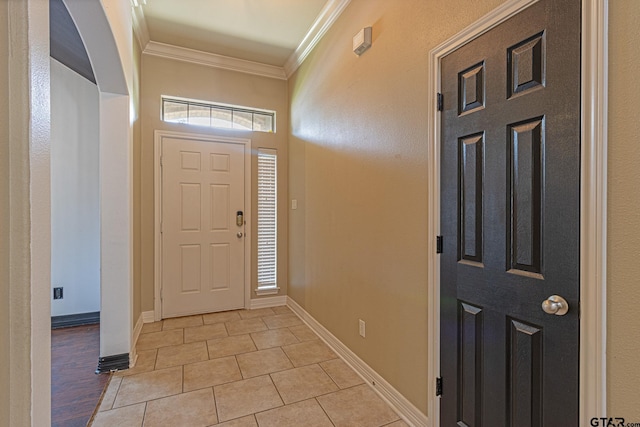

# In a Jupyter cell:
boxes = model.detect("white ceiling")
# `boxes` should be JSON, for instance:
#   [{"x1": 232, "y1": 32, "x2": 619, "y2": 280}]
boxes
[{"x1": 141, "y1": 0, "x2": 329, "y2": 66}]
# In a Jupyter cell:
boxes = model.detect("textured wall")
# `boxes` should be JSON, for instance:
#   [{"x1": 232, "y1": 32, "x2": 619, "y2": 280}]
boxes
[
  {"x1": 140, "y1": 55, "x2": 289, "y2": 312},
  {"x1": 607, "y1": 0, "x2": 640, "y2": 419},
  {"x1": 3, "y1": 0, "x2": 51, "y2": 423},
  {"x1": 288, "y1": 0, "x2": 505, "y2": 414},
  {"x1": 50, "y1": 59, "x2": 100, "y2": 317},
  {"x1": 133, "y1": 32, "x2": 143, "y2": 325},
  {"x1": 0, "y1": 2, "x2": 10, "y2": 424}
]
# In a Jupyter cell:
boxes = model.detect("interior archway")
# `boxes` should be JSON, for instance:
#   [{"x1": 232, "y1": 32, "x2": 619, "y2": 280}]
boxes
[{"x1": 63, "y1": 0, "x2": 133, "y2": 366}]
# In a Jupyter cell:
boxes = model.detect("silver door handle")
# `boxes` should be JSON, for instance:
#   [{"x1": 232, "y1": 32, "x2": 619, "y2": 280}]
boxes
[
  {"x1": 541, "y1": 295, "x2": 569, "y2": 316},
  {"x1": 237, "y1": 232, "x2": 244, "y2": 238}
]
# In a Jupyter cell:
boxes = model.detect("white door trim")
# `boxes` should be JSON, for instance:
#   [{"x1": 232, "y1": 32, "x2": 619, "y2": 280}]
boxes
[
  {"x1": 154, "y1": 130, "x2": 252, "y2": 321},
  {"x1": 426, "y1": 1, "x2": 607, "y2": 425}
]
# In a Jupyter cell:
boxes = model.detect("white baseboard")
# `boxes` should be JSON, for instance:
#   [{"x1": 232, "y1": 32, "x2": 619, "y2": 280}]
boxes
[
  {"x1": 287, "y1": 297, "x2": 429, "y2": 427},
  {"x1": 250, "y1": 295, "x2": 287, "y2": 309},
  {"x1": 142, "y1": 311, "x2": 155, "y2": 323},
  {"x1": 130, "y1": 313, "x2": 144, "y2": 369}
]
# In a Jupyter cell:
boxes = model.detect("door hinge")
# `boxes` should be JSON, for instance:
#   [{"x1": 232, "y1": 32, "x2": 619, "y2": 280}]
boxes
[
  {"x1": 436, "y1": 377, "x2": 443, "y2": 396},
  {"x1": 436, "y1": 235, "x2": 443, "y2": 254},
  {"x1": 437, "y1": 93, "x2": 444, "y2": 111},
  {"x1": 160, "y1": 155, "x2": 163, "y2": 167},
  {"x1": 160, "y1": 221, "x2": 163, "y2": 234}
]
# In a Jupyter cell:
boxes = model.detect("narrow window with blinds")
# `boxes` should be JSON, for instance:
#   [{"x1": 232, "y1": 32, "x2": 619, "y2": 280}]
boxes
[{"x1": 257, "y1": 149, "x2": 278, "y2": 294}]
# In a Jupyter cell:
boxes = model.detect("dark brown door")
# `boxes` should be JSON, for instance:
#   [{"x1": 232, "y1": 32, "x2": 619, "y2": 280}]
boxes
[{"x1": 439, "y1": 0, "x2": 581, "y2": 426}]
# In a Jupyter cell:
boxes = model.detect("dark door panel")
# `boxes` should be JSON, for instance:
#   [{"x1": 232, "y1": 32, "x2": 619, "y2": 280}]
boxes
[{"x1": 440, "y1": 0, "x2": 581, "y2": 426}]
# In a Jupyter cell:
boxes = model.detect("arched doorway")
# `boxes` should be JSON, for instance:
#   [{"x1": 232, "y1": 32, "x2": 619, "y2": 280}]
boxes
[{"x1": 63, "y1": 0, "x2": 134, "y2": 371}]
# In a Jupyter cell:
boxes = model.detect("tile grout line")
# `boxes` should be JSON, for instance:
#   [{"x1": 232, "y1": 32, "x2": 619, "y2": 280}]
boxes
[
  {"x1": 222, "y1": 321, "x2": 230, "y2": 337},
  {"x1": 246, "y1": 325, "x2": 260, "y2": 353},
  {"x1": 265, "y1": 372, "x2": 283, "y2": 407},
  {"x1": 266, "y1": 372, "x2": 285, "y2": 412},
  {"x1": 140, "y1": 402, "x2": 148, "y2": 427},
  {"x1": 112, "y1": 375, "x2": 124, "y2": 409},
  {"x1": 211, "y1": 385, "x2": 220, "y2": 425},
  {"x1": 317, "y1": 361, "x2": 341, "y2": 391},
  {"x1": 313, "y1": 396, "x2": 337, "y2": 427}
]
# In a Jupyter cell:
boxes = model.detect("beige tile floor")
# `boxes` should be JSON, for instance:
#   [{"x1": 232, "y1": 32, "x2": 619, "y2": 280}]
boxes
[{"x1": 90, "y1": 306, "x2": 409, "y2": 427}]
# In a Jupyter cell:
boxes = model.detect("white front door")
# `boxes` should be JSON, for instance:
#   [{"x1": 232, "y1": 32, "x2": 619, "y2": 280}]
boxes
[{"x1": 161, "y1": 135, "x2": 246, "y2": 318}]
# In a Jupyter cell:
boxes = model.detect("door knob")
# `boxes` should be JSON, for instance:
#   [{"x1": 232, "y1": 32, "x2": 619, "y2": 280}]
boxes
[
  {"x1": 237, "y1": 232, "x2": 243, "y2": 238},
  {"x1": 541, "y1": 295, "x2": 569, "y2": 316}
]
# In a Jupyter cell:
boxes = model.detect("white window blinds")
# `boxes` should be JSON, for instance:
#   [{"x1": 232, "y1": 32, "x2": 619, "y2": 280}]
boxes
[{"x1": 257, "y1": 149, "x2": 277, "y2": 289}]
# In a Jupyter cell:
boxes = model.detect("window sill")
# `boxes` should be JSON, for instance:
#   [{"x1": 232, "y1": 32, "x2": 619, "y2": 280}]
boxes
[{"x1": 254, "y1": 287, "x2": 280, "y2": 296}]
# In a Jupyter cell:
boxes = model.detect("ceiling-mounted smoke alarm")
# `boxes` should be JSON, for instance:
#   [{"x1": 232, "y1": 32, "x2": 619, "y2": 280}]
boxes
[{"x1": 353, "y1": 27, "x2": 372, "y2": 56}]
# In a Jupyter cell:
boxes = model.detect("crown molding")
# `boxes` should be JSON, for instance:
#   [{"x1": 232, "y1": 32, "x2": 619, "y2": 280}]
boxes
[
  {"x1": 143, "y1": 41, "x2": 287, "y2": 80},
  {"x1": 136, "y1": 0, "x2": 349, "y2": 80},
  {"x1": 284, "y1": 0, "x2": 352, "y2": 77},
  {"x1": 131, "y1": 5, "x2": 150, "y2": 50}
]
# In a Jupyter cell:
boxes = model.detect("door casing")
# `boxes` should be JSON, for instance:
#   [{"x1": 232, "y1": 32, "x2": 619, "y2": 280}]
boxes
[
  {"x1": 154, "y1": 130, "x2": 252, "y2": 321},
  {"x1": 426, "y1": 0, "x2": 608, "y2": 425}
]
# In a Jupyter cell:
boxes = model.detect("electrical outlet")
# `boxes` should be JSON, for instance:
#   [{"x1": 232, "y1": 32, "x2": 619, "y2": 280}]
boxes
[
  {"x1": 359, "y1": 319, "x2": 366, "y2": 338},
  {"x1": 53, "y1": 287, "x2": 63, "y2": 300}
]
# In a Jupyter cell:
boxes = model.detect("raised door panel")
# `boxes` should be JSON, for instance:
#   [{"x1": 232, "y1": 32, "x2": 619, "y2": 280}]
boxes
[
  {"x1": 210, "y1": 184, "x2": 230, "y2": 231},
  {"x1": 210, "y1": 243, "x2": 230, "y2": 291},
  {"x1": 180, "y1": 183, "x2": 201, "y2": 232},
  {"x1": 508, "y1": 118, "x2": 544, "y2": 276},
  {"x1": 507, "y1": 319, "x2": 543, "y2": 427},
  {"x1": 458, "y1": 302, "x2": 483, "y2": 427},
  {"x1": 459, "y1": 133, "x2": 484, "y2": 265},
  {"x1": 180, "y1": 244, "x2": 201, "y2": 293}
]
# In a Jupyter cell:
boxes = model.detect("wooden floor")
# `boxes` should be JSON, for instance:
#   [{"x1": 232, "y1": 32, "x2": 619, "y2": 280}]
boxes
[{"x1": 51, "y1": 324, "x2": 110, "y2": 427}]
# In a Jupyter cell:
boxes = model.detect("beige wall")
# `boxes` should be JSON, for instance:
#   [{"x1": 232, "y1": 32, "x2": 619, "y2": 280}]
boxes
[
  {"x1": 2, "y1": 0, "x2": 51, "y2": 423},
  {"x1": 289, "y1": 0, "x2": 640, "y2": 417},
  {"x1": 607, "y1": 0, "x2": 640, "y2": 419},
  {"x1": 133, "y1": 33, "x2": 143, "y2": 324},
  {"x1": 0, "y1": 2, "x2": 9, "y2": 425},
  {"x1": 140, "y1": 55, "x2": 289, "y2": 312},
  {"x1": 288, "y1": 0, "x2": 504, "y2": 414}
]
